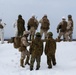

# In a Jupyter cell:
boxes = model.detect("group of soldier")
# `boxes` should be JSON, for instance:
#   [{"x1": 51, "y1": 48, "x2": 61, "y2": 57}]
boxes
[
  {"x1": 12, "y1": 14, "x2": 56, "y2": 71},
  {"x1": 0, "y1": 14, "x2": 74, "y2": 71},
  {"x1": 57, "y1": 15, "x2": 73, "y2": 41}
]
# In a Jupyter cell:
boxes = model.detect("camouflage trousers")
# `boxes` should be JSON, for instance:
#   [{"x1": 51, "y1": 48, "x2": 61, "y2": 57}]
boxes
[
  {"x1": 65, "y1": 31, "x2": 73, "y2": 41},
  {"x1": 47, "y1": 54, "x2": 56, "y2": 67},
  {"x1": 30, "y1": 56, "x2": 41, "y2": 69},
  {"x1": 58, "y1": 31, "x2": 66, "y2": 41},
  {"x1": 21, "y1": 50, "x2": 30, "y2": 60},
  {"x1": 40, "y1": 29, "x2": 48, "y2": 39},
  {"x1": 29, "y1": 27, "x2": 36, "y2": 40}
]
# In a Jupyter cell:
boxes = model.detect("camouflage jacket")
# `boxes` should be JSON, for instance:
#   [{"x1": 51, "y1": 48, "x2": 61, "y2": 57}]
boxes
[
  {"x1": 17, "y1": 18, "x2": 25, "y2": 32},
  {"x1": 27, "y1": 18, "x2": 38, "y2": 30},
  {"x1": 57, "y1": 21, "x2": 67, "y2": 32},
  {"x1": 45, "y1": 38, "x2": 56, "y2": 55},
  {"x1": 39, "y1": 17, "x2": 50, "y2": 30},
  {"x1": 67, "y1": 19, "x2": 73, "y2": 31},
  {"x1": 30, "y1": 37, "x2": 43, "y2": 56}
]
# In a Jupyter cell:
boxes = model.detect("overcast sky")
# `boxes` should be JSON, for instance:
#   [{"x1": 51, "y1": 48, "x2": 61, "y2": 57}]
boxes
[{"x1": 0, "y1": 0, "x2": 76, "y2": 39}]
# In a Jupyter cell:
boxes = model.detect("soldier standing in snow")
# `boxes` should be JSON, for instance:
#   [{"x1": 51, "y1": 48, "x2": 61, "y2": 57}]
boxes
[
  {"x1": 17, "y1": 14, "x2": 25, "y2": 37},
  {"x1": 19, "y1": 31, "x2": 30, "y2": 68},
  {"x1": 27, "y1": 15, "x2": 39, "y2": 41},
  {"x1": 57, "y1": 17, "x2": 67, "y2": 41},
  {"x1": 39, "y1": 14, "x2": 50, "y2": 40},
  {"x1": 65, "y1": 15, "x2": 74, "y2": 41},
  {"x1": 0, "y1": 19, "x2": 6, "y2": 44},
  {"x1": 45, "y1": 32, "x2": 56, "y2": 68},
  {"x1": 29, "y1": 32, "x2": 43, "y2": 70}
]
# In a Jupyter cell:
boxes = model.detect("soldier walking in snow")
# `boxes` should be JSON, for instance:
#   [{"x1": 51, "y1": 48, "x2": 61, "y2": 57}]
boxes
[
  {"x1": 0, "y1": 19, "x2": 6, "y2": 44},
  {"x1": 19, "y1": 31, "x2": 30, "y2": 68},
  {"x1": 29, "y1": 32, "x2": 43, "y2": 70},
  {"x1": 39, "y1": 14, "x2": 50, "y2": 40},
  {"x1": 45, "y1": 32, "x2": 56, "y2": 68}
]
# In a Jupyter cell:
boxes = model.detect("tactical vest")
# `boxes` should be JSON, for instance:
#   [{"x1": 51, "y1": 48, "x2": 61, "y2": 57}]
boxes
[
  {"x1": 41, "y1": 18, "x2": 50, "y2": 30},
  {"x1": 28, "y1": 18, "x2": 38, "y2": 29},
  {"x1": 60, "y1": 21, "x2": 67, "y2": 32}
]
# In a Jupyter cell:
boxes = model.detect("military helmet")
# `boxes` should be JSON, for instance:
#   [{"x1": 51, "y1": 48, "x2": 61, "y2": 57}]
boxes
[
  {"x1": 18, "y1": 14, "x2": 22, "y2": 18},
  {"x1": 68, "y1": 15, "x2": 72, "y2": 18},
  {"x1": 47, "y1": 32, "x2": 53, "y2": 37},
  {"x1": 44, "y1": 14, "x2": 47, "y2": 18},
  {"x1": 36, "y1": 32, "x2": 41, "y2": 37}
]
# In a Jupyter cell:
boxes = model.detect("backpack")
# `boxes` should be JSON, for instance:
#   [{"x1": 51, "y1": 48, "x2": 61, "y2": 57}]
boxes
[
  {"x1": 0, "y1": 24, "x2": 3, "y2": 29},
  {"x1": 13, "y1": 37, "x2": 21, "y2": 48},
  {"x1": 41, "y1": 18, "x2": 50, "y2": 30},
  {"x1": 28, "y1": 18, "x2": 35, "y2": 26}
]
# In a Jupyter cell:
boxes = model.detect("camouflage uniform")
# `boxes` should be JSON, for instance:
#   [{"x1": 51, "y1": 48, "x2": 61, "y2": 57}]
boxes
[
  {"x1": 17, "y1": 15, "x2": 25, "y2": 37},
  {"x1": 57, "y1": 17, "x2": 67, "y2": 41},
  {"x1": 27, "y1": 15, "x2": 38, "y2": 41},
  {"x1": 65, "y1": 15, "x2": 73, "y2": 41},
  {"x1": 29, "y1": 32, "x2": 43, "y2": 70},
  {"x1": 19, "y1": 31, "x2": 30, "y2": 67},
  {"x1": 39, "y1": 15, "x2": 50, "y2": 40},
  {"x1": 45, "y1": 32, "x2": 56, "y2": 68}
]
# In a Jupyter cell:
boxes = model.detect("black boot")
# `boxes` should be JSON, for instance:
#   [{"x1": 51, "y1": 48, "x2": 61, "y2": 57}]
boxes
[
  {"x1": 30, "y1": 67, "x2": 33, "y2": 71},
  {"x1": 20, "y1": 59, "x2": 25, "y2": 68},
  {"x1": 36, "y1": 67, "x2": 40, "y2": 70},
  {"x1": 25, "y1": 56, "x2": 30, "y2": 65}
]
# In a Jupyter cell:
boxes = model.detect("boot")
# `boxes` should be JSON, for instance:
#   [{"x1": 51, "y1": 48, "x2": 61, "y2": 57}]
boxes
[
  {"x1": 20, "y1": 59, "x2": 25, "y2": 68},
  {"x1": 25, "y1": 56, "x2": 30, "y2": 65},
  {"x1": 36, "y1": 67, "x2": 40, "y2": 70},
  {"x1": 48, "y1": 65, "x2": 52, "y2": 69},
  {"x1": 30, "y1": 67, "x2": 33, "y2": 71}
]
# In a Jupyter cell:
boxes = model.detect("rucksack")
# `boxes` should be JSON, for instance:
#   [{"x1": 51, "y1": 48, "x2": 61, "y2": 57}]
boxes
[
  {"x1": 13, "y1": 37, "x2": 21, "y2": 48},
  {"x1": 41, "y1": 18, "x2": 50, "y2": 30},
  {"x1": 0, "y1": 24, "x2": 3, "y2": 29}
]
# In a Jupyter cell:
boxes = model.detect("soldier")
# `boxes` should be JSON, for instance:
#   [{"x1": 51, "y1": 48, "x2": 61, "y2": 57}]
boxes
[
  {"x1": 27, "y1": 15, "x2": 39, "y2": 41},
  {"x1": 45, "y1": 32, "x2": 56, "y2": 69},
  {"x1": 39, "y1": 14, "x2": 50, "y2": 40},
  {"x1": 57, "y1": 17, "x2": 67, "y2": 41},
  {"x1": 65, "y1": 15, "x2": 73, "y2": 41},
  {"x1": 29, "y1": 32, "x2": 43, "y2": 71},
  {"x1": 17, "y1": 14, "x2": 25, "y2": 37},
  {"x1": 0, "y1": 19, "x2": 6, "y2": 44},
  {"x1": 19, "y1": 31, "x2": 30, "y2": 68}
]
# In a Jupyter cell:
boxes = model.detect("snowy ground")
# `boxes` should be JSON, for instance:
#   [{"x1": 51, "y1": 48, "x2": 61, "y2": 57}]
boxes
[{"x1": 0, "y1": 41, "x2": 76, "y2": 75}]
